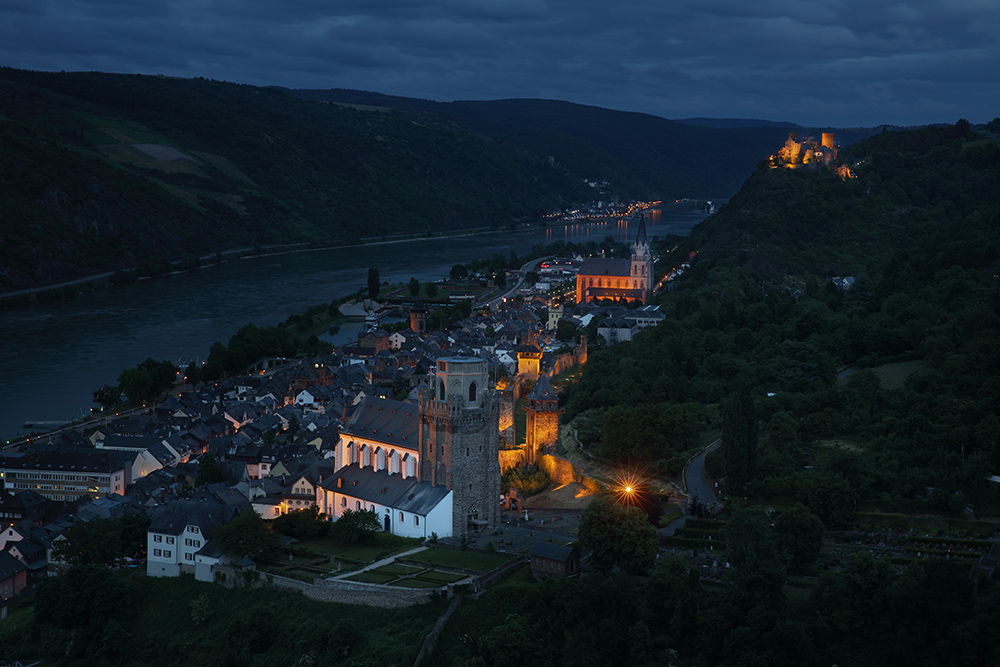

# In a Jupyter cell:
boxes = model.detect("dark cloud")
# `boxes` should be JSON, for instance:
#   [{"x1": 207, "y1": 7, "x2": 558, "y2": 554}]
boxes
[{"x1": 0, "y1": 0, "x2": 997, "y2": 126}]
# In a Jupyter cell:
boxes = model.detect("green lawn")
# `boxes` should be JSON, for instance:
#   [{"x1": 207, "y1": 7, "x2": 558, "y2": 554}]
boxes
[
  {"x1": 344, "y1": 563, "x2": 471, "y2": 587},
  {"x1": 405, "y1": 548, "x2": 510, "y2": 572},
  {"x1": 346, "y1": 571, "x2": 399, "y2": 585},
  {"x1": 390, "y1": 579, "x2": 442, "y2": 588},
  {"x1": 296, "y1": 535, "x2": 419, "y2": 563}
]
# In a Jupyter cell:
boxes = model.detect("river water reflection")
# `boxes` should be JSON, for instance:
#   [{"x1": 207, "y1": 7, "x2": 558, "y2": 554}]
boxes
[{"x1": 0, "y1": 209, "x2": 705, "y2": 440}]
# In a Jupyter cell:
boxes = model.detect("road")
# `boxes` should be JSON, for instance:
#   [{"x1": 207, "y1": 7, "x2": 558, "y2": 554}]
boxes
[
  {"x1": 683, "y1": 438, "x2": 721, "y2": 506},
  {"x1": 479, "y1": 256, "x2": 551, "y2": 310}
]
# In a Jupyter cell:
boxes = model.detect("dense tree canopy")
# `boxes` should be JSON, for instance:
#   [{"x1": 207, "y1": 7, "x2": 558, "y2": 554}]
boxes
[{"x1": 578, "y1": 496, "x2": 658, "y2": 575}]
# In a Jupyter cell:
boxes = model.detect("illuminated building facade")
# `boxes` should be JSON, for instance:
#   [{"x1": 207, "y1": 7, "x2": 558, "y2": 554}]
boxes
[
  {"x1": 575, "y1": 213, "x2": 654, "y2": 304},
  {"x1": 319, "y1": 356, "x2": 500, "y2": 537}
]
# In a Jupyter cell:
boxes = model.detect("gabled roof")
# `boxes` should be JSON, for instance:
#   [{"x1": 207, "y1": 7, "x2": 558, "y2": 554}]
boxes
[
  {"x1": 341, "y1": 395, "x2": 419, "y2": 450},
  {"x1": 320, "y1": 464, "x2": 449, "y2": 517},
  {"x1": 530, "y1": 541, "x2": 578, "y2": 562},
  {"x1": 0, "y1": 551, "x2": 27, "y2": 581},
  {"x1": 577, "y1": 257, "x2": 633, "y2": 277},
  {"x1": 148, "y1": 500, "x2": 233, "y2": 537}
]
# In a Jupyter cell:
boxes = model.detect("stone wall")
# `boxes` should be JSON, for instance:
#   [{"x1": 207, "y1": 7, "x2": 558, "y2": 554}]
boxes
[
  {"x1": 498, "y1": 449, "x2": 525, "y2": 472},
  {"x1": 546, "y1": 336, "x2": 587, "y2": 379},
  {"x1": 538, "y1": 454, "x2": 604, "y2": 494},
  {"x1": 261, "y1": 571, "x2": 440, "y2": 608}
]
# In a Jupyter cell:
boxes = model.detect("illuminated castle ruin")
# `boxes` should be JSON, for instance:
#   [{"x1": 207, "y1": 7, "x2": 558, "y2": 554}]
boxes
[{"x1": 773, "y1": 132, "x2": 838, "y2": 168}]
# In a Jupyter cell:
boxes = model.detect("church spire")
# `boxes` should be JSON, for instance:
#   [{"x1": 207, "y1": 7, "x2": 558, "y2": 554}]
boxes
[{"x1": 635, "y1": 212, "x2": 648, "y2": 246}]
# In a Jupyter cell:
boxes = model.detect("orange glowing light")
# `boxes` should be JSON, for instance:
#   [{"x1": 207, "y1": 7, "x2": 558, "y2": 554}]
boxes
[{"x1": 612, "y1": 471, "x2": 644, "y2": 507}]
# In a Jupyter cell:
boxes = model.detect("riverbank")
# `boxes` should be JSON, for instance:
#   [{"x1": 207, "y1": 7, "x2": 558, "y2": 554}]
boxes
[
  {"x1": 0, "y1": 206, "x2": 682, "y2": 307},
  {"x1": 0, "y1": 224, "x2": 532, "y2": 307}
]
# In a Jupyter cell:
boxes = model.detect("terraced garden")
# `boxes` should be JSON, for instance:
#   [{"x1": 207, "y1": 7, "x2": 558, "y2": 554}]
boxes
[{"x1": 345, "y1": 563, "x2": 470, "y2": 588}]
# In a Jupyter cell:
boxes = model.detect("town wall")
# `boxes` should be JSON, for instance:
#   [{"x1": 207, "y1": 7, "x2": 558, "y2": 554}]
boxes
[
  {"x1": 498, "y1": 449, "x2": 525, "y2": 472},
  {"x1": 537, "y1": 454, "x2": 604, "y2": 494},
  {"x1": 545, "y1": 336, "x2": 587, "y2": 379},
  {"x1": 259, "y1": 570, "x2": 439, "y2": 608}
]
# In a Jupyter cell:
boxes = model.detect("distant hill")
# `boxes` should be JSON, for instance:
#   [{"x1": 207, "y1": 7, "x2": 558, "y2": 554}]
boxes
[
  {"x1": 689, "y1": 120, "x2": 1000, "y2": 281},
  {"x1": 292, "y1": 89, "x2": 833, "y2": 200},
  {"x1": 0, "y1": 70, "x2": 595, "y2": 290},
  {"x1": 673, "y1": 118, "x2": 799, "y2": 128},
  {"x1": 0, "y1": 69, "x2": 882, "y2": 292}
]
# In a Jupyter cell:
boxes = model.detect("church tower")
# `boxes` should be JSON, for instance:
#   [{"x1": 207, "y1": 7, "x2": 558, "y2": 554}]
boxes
[
  {"x1": 418, "y1": 357, "x2": 501, "y2": 536},
  {"x1": 630, "y1": 213, "x2": 654, "y2": 300}
]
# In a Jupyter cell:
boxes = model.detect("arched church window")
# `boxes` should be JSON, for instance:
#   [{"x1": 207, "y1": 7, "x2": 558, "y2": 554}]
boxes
[
  {"x1": 439, "y1": 380, "x2": 446, "y2": 401},
  {"x1": 469, "y1": 381, "x2": 477, "y2": 403},
  {"x1": 589, "y1": 278, "x2": 594, "y2": 288}
]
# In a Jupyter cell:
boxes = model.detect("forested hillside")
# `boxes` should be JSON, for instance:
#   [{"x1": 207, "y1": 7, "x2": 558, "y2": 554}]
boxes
[
  {"x1": 433, "y1": 121, "x2": 1000, "y2": 667},
  {"x1": 567, "y1": 119, "x2": 1000, "y2": 516},
  {"x1": 0, "y1": 69, "x2": 592, "y2": 290},
  {"x1": 292, "y1": 89, "x2": 863, "y2": 200},
  {"x1": 0, "y1": 69, "x2": 885, "y2": 292}
]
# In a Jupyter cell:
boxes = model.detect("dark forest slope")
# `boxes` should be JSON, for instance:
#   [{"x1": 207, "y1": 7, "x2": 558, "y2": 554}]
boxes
[
  {"x1": 689, "y1": 121, "x2": 1000, "y2": 281},
  {"x1": 293, "y1": 89, "x2": 845, "y2": 199},
  {"x1": 0, "y1": 69, "x2": 592, "y2": 290}
]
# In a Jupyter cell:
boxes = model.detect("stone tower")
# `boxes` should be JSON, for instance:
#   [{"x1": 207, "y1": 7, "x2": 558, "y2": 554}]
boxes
[
  {"x1": 524, "y1": 374, "x2": 559, "y2": 465},
  {"x1": 418, "y1": 356, "x2": 501, "y2": 536},
  {"x1": 409, "y1": 303, "x2": 427, "y2": 335},
  {"x1": 516, "y1": 328, "x2": 543, "y2": 382},
  {"x1": 631, "y1": 213, "x2": 654, "y2": 298}
]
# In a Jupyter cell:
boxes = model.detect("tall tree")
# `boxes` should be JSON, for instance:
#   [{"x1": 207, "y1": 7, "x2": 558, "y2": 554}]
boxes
[
  {"x1": 367, "y1": 266, "x2": 380, "y2": 299},
  {"x1": 722, "y1": 389, "x2": 757, "y2": 494},
  {"x1": 578, "y1": 496, "x2": 658, "y2": 575},
  {"x1": 196, "y1": 453, "x2": 225, "y2": 487},
  {"x1": 212, "y1": 511, "x2": 279, "y2": 559}
]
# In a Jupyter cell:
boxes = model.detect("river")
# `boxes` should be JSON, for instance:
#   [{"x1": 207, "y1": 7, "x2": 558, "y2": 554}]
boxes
[{"x1": 0, "y1": 208, "x2": 706, "y2": 441}]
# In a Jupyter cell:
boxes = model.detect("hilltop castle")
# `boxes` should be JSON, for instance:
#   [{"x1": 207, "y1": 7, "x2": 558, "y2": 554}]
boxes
[
  {"x1": 770, "y1": 131, "x2": 855, "y2": 179},
  {"x1": 772, "y1": 132, "x2": 838, "y2": 168}
]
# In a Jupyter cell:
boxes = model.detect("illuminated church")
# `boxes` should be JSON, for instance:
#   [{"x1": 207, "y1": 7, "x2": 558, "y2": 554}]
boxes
[
  {"x1": 317, "y1": 357, "x2": 500, "y2": 539},
  {"x1": 575, "y1": 214, "x2": 654, "y2": 304}
]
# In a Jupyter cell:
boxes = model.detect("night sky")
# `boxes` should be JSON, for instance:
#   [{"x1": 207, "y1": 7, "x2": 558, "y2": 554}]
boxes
[{"x1": 1, "y1": 0, "x2": 997, "y2": 128}]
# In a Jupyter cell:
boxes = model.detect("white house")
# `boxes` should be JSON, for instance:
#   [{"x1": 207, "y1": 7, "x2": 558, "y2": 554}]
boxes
[
  {"x1": 317, "y1": 464, "x2": 452, "y2": 539},
  {"x1": 146, "y1": 501, "x2": 233, "y2": 577}
]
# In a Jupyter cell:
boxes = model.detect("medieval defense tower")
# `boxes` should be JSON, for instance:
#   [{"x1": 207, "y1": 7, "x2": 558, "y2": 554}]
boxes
[
  {"x1": 524, "y1": 374, "x2": 559, "y2": 465},
  {"x1": 418, "y1": 357, "x2": 501, "y2": 536}
]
